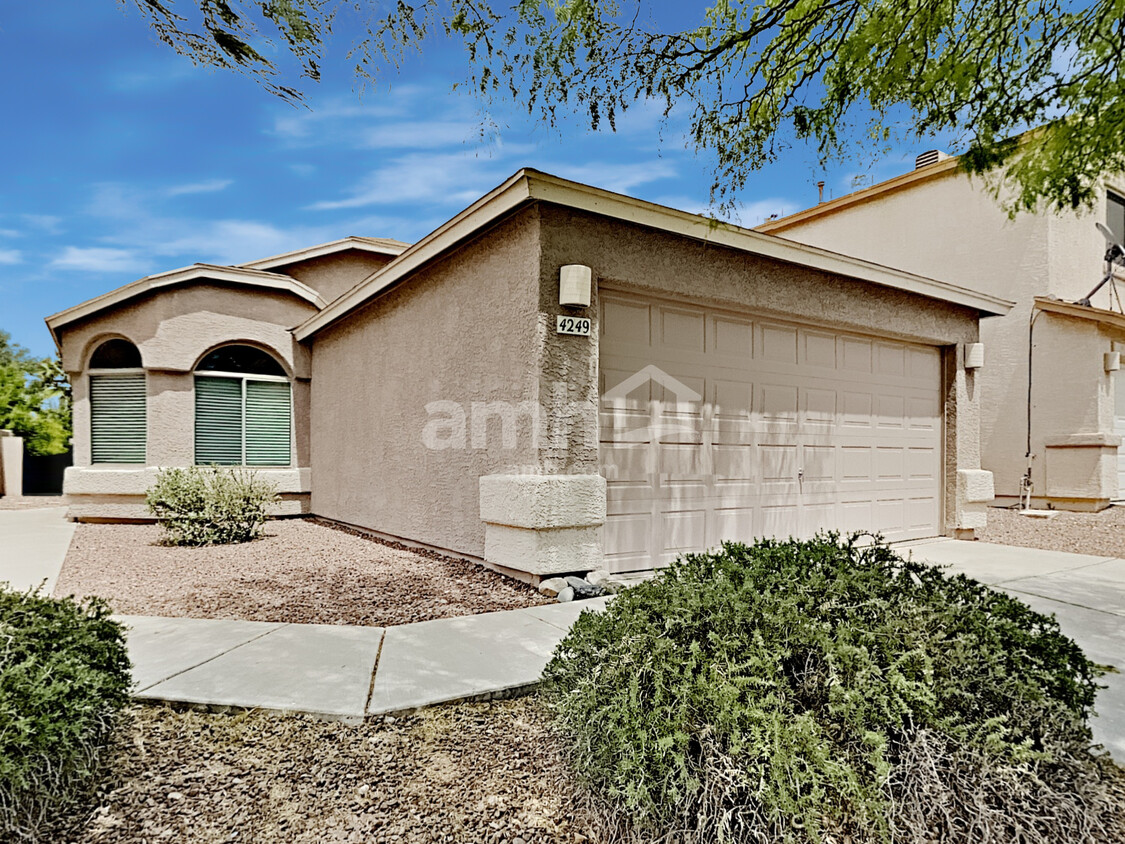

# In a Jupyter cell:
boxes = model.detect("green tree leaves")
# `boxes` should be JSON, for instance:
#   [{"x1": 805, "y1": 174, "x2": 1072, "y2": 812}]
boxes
[
  {"x1": 120, "y1": 0, "x2": 1125, "y2": 213},
  {"x1": 0, "y1": 331, "x2": 71, "y2": 456}
]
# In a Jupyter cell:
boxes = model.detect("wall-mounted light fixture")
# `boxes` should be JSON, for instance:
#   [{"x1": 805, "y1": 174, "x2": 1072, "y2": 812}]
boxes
[
  {"x1": 1105, "y1": 351, "x2": 1121, "y2": 373},
  {"x1": 965, "y1": 343, "x2": 985, "y2": 370},
  {"x1": 559, "y1": 265, "x2": 592, "y2": 308}
]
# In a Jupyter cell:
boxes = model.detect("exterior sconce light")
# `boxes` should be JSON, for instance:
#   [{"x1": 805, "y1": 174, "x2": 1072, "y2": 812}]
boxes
[
  {"x1": 1105, "y1": 351, "x2": 1121, "y2": 373},
  {"x1": 559, "y1": 265, "x2": 593, "y2": 308},
  {"x1": 964, "y1": 343, "x2": 985, "y2": 370}
]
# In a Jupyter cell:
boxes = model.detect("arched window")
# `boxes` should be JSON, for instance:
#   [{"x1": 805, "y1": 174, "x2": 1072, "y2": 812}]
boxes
[
  {"x1": 194, "y1": 345, "x2": 292, "y2": 467},
  {"x1": 89, "y1": 339, "x2": 146, "y2": 464}
]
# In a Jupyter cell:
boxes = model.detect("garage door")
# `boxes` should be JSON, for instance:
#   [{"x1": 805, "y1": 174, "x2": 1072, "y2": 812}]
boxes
[{"x1": 599, "y1": 291, "x2": 944, "y2": 573}]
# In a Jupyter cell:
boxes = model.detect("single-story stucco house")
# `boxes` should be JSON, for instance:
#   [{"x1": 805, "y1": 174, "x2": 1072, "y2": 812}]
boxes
[
  {"x1": 758, "y1": 151, "x2": 1125, "y2": 511},
  {"x1": 47, "y1": 169, "x2": 1011, "y2": 581}
]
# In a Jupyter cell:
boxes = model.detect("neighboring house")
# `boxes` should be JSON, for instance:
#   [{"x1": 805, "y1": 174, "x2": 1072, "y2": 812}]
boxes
[
  {"x1": 47, "y1": 170, "x2": 1010, "y2": 580},
  {"x1": 758, "y1": 155, "x2": 1125, "y2": 510}
]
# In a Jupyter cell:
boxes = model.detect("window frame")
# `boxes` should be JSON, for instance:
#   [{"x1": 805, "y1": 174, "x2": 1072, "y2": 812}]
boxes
[
  {"x1": 88, "y1": 368, "x2": 148, "y2": 465},
  {"x1": 1107, "y1": 188, "x2": 1125, "y2": 245},
  {"x1": 193, "y1": 368, "x2": 293, "y2": 468}
]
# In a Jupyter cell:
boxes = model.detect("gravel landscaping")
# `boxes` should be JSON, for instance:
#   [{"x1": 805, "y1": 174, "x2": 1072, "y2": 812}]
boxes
[
  {"x1": 981, "y1": 504, "x2": 1125, "y2": 559},
  {"x1": 54, "y1": 518, "x2": 551, "y2": 626},
  {"x1": 77, "y1": 699, "x2": 593, "y2": 844}
]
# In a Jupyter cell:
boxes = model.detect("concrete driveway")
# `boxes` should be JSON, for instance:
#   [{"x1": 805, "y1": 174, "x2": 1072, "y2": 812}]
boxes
[{"x1": 902, "y1": 538, "x2": 1125, "y2": 760}]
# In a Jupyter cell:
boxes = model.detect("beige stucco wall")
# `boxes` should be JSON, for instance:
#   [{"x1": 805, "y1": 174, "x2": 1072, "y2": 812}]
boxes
[
  {"x1": 57, "y1": 281, "x2": 316, "y2": 520},
  {"x1": 536, "y1": 203, "x2": 986, "y2": 536},
  {"x1": 279, "y1": 251, "x2": 398, "y2": 305},
  {"x1": 310, "y1": 200, "x2": 991, "y2": 566},
  {"x1": 309, "y1": 208, "x2": 545, "y2": 558},
  {"x1": 767, "y1": 167, "x2": 1123, "y2": 506}
]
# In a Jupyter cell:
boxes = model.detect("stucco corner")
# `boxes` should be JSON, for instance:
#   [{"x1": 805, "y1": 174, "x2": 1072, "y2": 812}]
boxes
[
  {"x1": 483, "y1": 523, "x2": 603, "y2": 577},
  {"x1": 479, "y1": 473, "x2": 606, "y2": 530},
  {"x1": 956, "y1": 469, "x2": 995, "y2": 505}
]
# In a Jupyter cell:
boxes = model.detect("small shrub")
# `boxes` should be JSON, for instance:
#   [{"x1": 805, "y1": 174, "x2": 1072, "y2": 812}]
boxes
[
  {"x1": 146, "y1": 466, "x2": 278, "y2": 546},
  {"x1": 543, "y1": 533, "x2": 1125, "y2": 844},
  {"x1": 0, "y1": 588, "x2": 131, "y2": 842}
]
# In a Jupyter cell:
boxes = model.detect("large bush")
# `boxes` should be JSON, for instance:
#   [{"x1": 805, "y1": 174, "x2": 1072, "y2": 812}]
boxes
[
  {"x1": 146, "y1": 466, "x2": 278, "y2": 546},
  {"x1": 543, "y1": 534, "x2": 1125, "y2": 844},
  {"x1": 0, "y1": 588, "x2": 131, "y2": 842}
]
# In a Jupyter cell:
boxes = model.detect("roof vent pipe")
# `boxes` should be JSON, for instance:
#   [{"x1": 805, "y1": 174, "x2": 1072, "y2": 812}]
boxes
[
  {"x1": 817, "y1": 181, "x2": 825, "y2": 203},
  {"x1": 915, "y1": 150, "x2": 950, "y2": 169}
]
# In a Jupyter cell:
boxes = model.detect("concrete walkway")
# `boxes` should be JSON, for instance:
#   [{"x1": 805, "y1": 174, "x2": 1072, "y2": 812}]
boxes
[
  {"x1": 901, "y1": 538, "x2": 1125, "y2": 759},
  {"x1": 124, "y1": 598, "x2": 609, "y2": 724},
  {"x1": 2, "y1": 507, "x2": 1123, "y2": 757},
  {"x1": 0, "y1": 504, "x2": 74, "y2": 594}
]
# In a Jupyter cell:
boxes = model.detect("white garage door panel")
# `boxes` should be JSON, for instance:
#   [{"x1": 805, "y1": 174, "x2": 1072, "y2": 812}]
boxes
[{"x1": 600, "y1": 292, "x2": 943, "y2": 573}]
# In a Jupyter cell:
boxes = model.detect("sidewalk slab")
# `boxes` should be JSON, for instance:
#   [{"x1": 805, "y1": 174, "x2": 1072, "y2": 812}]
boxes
[
  {"x1": 0, "y1": 507, "x2": 74, "y2": 594},
  {"x1": 368, "y1": 601, "x2": 608, "y2": 716},
  {"x1": 899, "y1": 538, "x2": 1115, "y2": 584},
  {"x1": 1000, "y1": 590, "x2": 1125, "y2": 759},
  {"x1": 139, "y1": 622, "x2": 384, "y2": 723},
  {"x1": 120, "y1": 615, "x2": 285, "y2": 692}
]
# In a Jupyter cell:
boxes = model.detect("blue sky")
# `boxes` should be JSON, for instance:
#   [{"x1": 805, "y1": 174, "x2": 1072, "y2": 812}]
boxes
[{"x1": 0, "y1": 2, "x2": 931, "y2": 357}]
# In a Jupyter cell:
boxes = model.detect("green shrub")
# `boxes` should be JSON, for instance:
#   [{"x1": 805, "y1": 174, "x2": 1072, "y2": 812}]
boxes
[
  {"x1": 0, "y1": 588, "x2": 131, "y2": 842},
  {"x1": 146, "y1": 466, "x2": 278, "y2": 546},
  {"x1": 543, "y1": 533, "x2": 1125, "y2": 844}
]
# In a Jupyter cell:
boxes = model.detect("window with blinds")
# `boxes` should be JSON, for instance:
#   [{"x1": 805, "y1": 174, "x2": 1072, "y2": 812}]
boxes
[
  {"x1": 90, "y1": 374, "x2": 147, "y2": 463},
  {"x1": 194, "y1": 375, "x2": 292, "y2": 466}
]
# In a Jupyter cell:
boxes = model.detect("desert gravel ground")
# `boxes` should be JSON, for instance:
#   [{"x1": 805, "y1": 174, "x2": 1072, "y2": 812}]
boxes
[
  {"x1": 980, "y1": 504, "x2": 1125, "y2": 559},
  {"x1": 76, "y1": 699, "x2": 596, "y2": 844},
  {"x1": 54, "y1": 518, "x2": 551, "y2": 625},
  {"x1": 0, "y1": 494, "x2": 64, "y2": 510}
]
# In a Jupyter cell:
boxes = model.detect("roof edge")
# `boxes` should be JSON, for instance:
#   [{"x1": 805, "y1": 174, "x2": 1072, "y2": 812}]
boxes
[
  {"x1": 1034, "y1": 296, "x2": 1125, "y2": 332},
  {"x1": 295, "y1": 170, "x2": 536, "y2": 340},
  {"x1": 756, "y1": 157, "x2": 962, "y2": 233},
  {"x1": 46, "y1": 264, "x2": 327, "y2": 344},
  {"x1": 242, "y1": 236, "x2": 410, "y2": 271},
  {"x1": 297, "y1": 167, "x2": 1011, "y2": 341}
]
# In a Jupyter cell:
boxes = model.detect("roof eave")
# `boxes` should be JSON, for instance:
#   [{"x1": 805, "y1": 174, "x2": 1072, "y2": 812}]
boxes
[
  {"x1": 756, "y1": 157, "x2": 962, "y2": 234},
  {"x1": 295, "y1": 166, "x2": 1011, "y2": 342},
  {"x1": 46, "y1": 264, "x2": 327, "y2": 338},
  {"x1": 242, "y1": 236, "x2": 411, "y2": 271}
]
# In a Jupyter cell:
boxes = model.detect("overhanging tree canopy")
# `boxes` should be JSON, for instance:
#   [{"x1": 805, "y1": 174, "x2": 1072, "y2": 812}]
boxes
[{"x1": 125, "y1": 0, "x2": 1125, "y2": 212}]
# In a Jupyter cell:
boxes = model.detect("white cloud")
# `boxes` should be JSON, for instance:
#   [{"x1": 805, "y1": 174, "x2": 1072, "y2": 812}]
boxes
[
  {"x1": 739, "y1": 198, "x2": 803, "y2": 227},
  {"x1": 0, "y1": 249, "x2": 22, "y2": 265},
  {"x1": 167, "y1": 179, "x2": 233, "y2": 197},
  {"x1": 308, "y1": 151, "x2": 511, "y2": 211},
  {"x1": 51, "y1": 247, "x2": 148, "y2": 274},
  {"x1": 546, "y1": 160, "x2": 678, "y2": 195},
  {"x1": 154, "y1": 219, "x2": 343, "y2": 266},
  {"x1": 21, "y1": 214, "x2": 62, "y2": 234},
  {"x1": 0, "y1": 229, "x2": 19, "y2": 238},
  {"x1": 361, "y1": 119, "x2": 484, "y2": 150}
]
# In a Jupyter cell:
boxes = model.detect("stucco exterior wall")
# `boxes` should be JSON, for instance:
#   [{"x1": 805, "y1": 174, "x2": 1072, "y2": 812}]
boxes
[
  {"x1": 534, "y1": 203, "x2": 986, "y2": 538},
  {"x1": 766, "y1": 168, "x2": 1122, "y2": 506},
  {"x1": 57, "y1": 281, "x2": 316, "y2": 520},
  {"x1": 279, "y1": 251, "x2": 398, "y2": 304},
  {"x1": 309, "y1": 208, "x2": 544, "y2": 558}
]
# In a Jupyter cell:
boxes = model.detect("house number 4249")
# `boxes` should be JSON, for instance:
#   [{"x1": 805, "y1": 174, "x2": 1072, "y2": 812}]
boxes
[{"x1": 556, "y1": 315, "x2": 592, "y2": 336}]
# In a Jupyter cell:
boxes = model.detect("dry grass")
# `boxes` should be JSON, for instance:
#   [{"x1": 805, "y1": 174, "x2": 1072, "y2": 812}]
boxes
[{"x1": 75, "y1": 700, "x2": 594, "y2": 844}]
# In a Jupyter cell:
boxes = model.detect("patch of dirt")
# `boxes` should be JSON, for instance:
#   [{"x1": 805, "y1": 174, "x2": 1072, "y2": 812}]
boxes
[
  {"x1": 0, "y1": 495, "x2": 65, "y2": 510},
  {"x1": 980, "y1": 504, "x2": 1125, "y2": 559},
  {"x1": 54, "y1": 518, "x2": 551, "y2": 626},
  {"x1": 76, "y1": 699, "x2": 594, "y2": 844}
]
